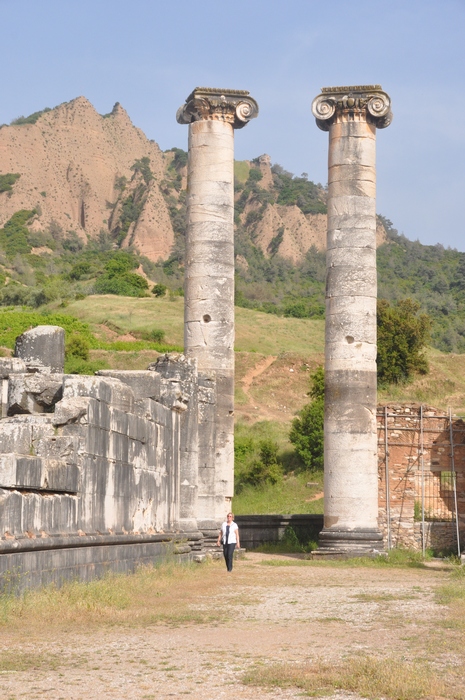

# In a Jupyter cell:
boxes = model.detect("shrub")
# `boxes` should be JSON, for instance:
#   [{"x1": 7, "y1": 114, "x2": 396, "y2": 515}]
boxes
[
  {"x1": 66, "y1": 333, "x2": 89, "y2": 361},
  {"x1": 237, "y1": 438, "x2": 283, "y2": 490},
  {"x1": 289, "y1": 366, "x2": 324, "y2": 470},
  {"x1": 0, "y1": 209, "x2": 36, "y2": 257},
  {"x1": 0, "y1": 173, "x2": 20, "y2": 193},
  {"x1": 10, "y1": 108, "x2": 51, "y2": 125},
  {"x1": 152, "y1": 283, "x2": 167, "y2": 297},
  {"x1": 377, "y1": 298, "x2": 432, "y2": 385}
]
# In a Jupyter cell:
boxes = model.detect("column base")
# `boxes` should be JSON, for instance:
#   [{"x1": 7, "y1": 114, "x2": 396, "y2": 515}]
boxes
[{"x1": 312, "y1": 527, "x2": 384, "y2": 559}]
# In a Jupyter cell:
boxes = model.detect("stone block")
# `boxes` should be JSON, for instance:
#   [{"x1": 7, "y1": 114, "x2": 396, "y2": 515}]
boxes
[
  {"x1": 110, "y1": 407, "x2": 129, "y2": 435},
  {"x1": 8, "y1": 373, "x2": 64, "y2": 416},
  {"x1": 44, "y1": 460, "x2": 80, "y2": 492},
  {"x1": 0, "y1": 419, "x2": 33, "y2": 454},
  {"x1": 149, "y1": 399, "x2": 170, "y2": 426},
  {"x1": 33, "y1": 434, "x2": 79, "y2": 465},
  {"x1": 63, "y1": 375, "x2": 134, "y2": 412},
  {"x1": 0, "y1": 357, "x2": 27, "y2": 378},
  {"x1": 53, "y1": 397, "x2": 90, "y2": 426},
  {"x1": 87, "y1": 398, "x2": 111, "y2": 430},
  {"x1": 14, "y1": 325, "x2": 65, "y2": 373},
  {"x1": 127, "y1": 413, "x2": 148, "y2": 442},
  {"x1": 0, "y1": 453, "x2": 43, "y2": 489},
  {"x1": 86, "y1": 425, "x2": 109, "y2": 458},
  {"x1": 96, "y1": 370, "x2": 161, "y2": 401},
  {"x1": 109, "y1": 431, "x2": 129, "y2": 463}
]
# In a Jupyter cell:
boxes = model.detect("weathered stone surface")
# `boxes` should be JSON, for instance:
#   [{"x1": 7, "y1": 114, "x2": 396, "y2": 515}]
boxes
[
  {"x1": 179, "y1": 92, "x2": 250, "y2": 524},
  {"x1": 63, "y1": 375, "x2": 134, "y2": 412},
  {"x1": 14, "y1": 325, "x2": 65, "y2": 373},
  {"x1": 0, "y1": 454, "x2": 43, "y2": 489},
  {"x1": 8, "y1": 373, "x2": 63, "y2": 415},
  {"x1": 312, "y1": 85, "x2": 392, "y2": 553},
  {"x1": 0, "y1": 358, "x2": 27, "y2": 378},
  {"x1": 96, "y1": 370, "x2": 161, "y2": 401},
  {"x1": 53, "y1": 397, "x2": 90, "y2": 426}
]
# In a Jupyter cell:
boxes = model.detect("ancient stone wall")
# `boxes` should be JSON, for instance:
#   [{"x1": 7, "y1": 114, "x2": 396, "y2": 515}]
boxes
[
  {"x1": 0, "y1": 327, "x2": 204, "y2": 592},
  {"x1": 377, "y1": 404, "x2": 465, "y2": 553}
]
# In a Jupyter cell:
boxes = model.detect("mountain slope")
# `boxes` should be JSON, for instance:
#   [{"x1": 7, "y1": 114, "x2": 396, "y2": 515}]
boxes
[{"x1": 0, "y1": 98, "x2": 174, "y2": 260}]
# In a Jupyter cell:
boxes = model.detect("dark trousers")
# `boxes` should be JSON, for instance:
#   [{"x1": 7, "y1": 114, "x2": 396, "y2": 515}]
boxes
[{"x1": 223, "y1": 543, "x2": 236, "y2": 571}]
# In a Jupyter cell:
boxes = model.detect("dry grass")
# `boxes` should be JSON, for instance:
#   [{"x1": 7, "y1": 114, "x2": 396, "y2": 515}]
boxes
[
  {"x1": 64, "y1": 295, "x2": 465, "y2": 421},
  {"x1": 0, "y1": 650, "x2": 64, "y2": 673},
  {"x1": 243, "y1": 655, "x2": 454, "y2": 700},
  {"x1": 0, "y1": 561, "x2": 225, "y2": 632}
]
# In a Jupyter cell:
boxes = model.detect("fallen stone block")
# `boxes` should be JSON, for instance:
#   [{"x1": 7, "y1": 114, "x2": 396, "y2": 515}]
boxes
[
  {"x1": 8, "y1": 373, "x2": 63, "y2": 415},
  {"x1": 53, "y1": 397, "x2": 90, "y2": 426}
]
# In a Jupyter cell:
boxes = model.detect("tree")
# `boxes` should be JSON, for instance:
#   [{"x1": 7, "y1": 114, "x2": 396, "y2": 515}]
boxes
[
  {"x1": 289, "y1": 366, "x2": 324, "y2": 470},
  {"x1": 377, "y1": 298, "x2": 431, "y2": 385}
]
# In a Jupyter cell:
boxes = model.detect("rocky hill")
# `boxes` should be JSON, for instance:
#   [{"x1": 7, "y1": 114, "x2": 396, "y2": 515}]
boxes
[
  {"x1": 0, "y1": 97, "x2": 386, "y2": 266},
  {"x1": 0, "y1": 98, "x2": 174, "y2": 261}
]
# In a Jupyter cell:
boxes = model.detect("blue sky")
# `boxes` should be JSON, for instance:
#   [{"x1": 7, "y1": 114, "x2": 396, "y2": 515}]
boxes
[{"x1": 2, "y1": 0, "x2": 464, "y2": 249}]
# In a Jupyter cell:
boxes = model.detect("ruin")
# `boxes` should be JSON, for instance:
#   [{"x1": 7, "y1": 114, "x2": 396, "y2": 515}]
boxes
[
  {"x1": 312, "y1": 85, "x2": 392, "y2": 554},
  {"x1": 177, "y1": 87, "x2": 258, "y2": 531},
  {"x1": 0, "y1": 326, "x2": 207, "y2": 592}
]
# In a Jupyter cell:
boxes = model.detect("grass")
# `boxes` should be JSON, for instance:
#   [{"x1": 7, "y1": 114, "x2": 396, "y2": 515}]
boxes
[
  {"x1": 0, "y1": 561, "x2": 225, "y2": 630},
  {"x1": 233, "y1": 471, "x2": 323, "y2": 515},
  {"x1": 62, "y1": 295, "x2": 465, "y2": 416},
  {"x1": 63, "y1": 295, "x2": 326, "y2": 356},
  {"x1": 0, "y1": 651, "x2": 64, "y2": 673},
  {"x1": 243, "y1": 655, "x2": 452, "y2": 700},
  {"x1": 258, "y1": 548, "x2": 433, "y2": 568}
]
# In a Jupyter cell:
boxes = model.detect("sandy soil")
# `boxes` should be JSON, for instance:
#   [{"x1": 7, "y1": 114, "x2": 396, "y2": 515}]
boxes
[{"x1": 1, "y1": 553, "x2": 457, "y2": 700}]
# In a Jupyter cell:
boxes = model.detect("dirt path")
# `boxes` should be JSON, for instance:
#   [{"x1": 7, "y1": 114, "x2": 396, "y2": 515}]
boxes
[
  {"x1": 1, "y1": 553, "x2": 460, "y2": 700},
  {"x1": 239, "y1": 355, "x2": 278, "y2": 421},
  {"x1": 241, "y1": 355, "x2": 277, "y2": 396}
]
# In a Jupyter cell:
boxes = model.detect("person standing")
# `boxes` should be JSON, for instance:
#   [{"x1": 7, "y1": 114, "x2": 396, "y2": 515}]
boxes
[{"x1": 216, "y1": 512, "x2": 240, "y2": 572}]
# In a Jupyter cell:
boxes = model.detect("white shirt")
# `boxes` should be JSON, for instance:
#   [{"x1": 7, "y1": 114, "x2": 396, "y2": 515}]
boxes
[{"x1": 221, "y1": 521, "x2": 239, "y2": 544}]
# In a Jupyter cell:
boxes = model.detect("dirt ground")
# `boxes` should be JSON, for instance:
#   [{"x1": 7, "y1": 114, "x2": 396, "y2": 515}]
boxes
[{"x1": 1, "y1": 553, "x2": 462, "y2": 700}]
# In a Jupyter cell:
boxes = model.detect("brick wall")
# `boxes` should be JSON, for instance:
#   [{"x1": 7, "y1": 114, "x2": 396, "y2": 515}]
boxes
[{"x1": 377, "y1": 404, "x2": 465, "y2": 553}]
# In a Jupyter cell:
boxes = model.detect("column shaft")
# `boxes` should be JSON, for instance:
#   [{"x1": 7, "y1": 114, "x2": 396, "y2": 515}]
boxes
[
  {"x1": 177, "y1": 87, "x2": 258, "y2": 530},
  {"x1": 185, "y1": 119, "x2": 235, "y2": 523},
  {"x1": 312, "y1": 86, "x2": 392, "y2": 554}
]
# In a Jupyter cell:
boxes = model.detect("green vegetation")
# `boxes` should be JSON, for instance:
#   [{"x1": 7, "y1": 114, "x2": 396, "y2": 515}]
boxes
[
  {"x1": 94, "y1": 251, "x2": 149, "y2": 297},
  {"x1": 10, "y1": 108, "x2": 51, "y2": 125},
  {"x1": 233, "y1": 420, "x2": 323, "y2": 515},
  {"x1": 0, "y1": 172, "x2": 20, "y2": 193},
  {"x1": 0, "y1": 209, "x2": 36, "y2": 257},
  {"x1": 0, "y1": 309, "x2": 175, "y2": 372},
  {"x1": 289, "y1": 366, "x2": 324, "y2": 469},
  {"x1": 377, "y1": 298, "x2": 431, "y2": 385},
  {"x1": 0, "y1": 561, "x2": 217, "y2": 627},
  {"x1": 272, "y1": 163, "x2": 327, "y2": 214}
]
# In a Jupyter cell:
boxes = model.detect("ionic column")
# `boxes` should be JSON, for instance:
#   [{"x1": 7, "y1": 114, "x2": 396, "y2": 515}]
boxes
[
  {"x1": 312, "y1": 85, "x2": 392, "y2": 554},
  {"x1": 177, "y1": 87, "x2": 258, "y2": 529}
]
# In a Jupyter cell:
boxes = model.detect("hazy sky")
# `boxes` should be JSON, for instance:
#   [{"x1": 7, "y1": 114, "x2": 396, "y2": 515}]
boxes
[{"x1": 2, "y1": 0, "x2": 464, "y2": 250}]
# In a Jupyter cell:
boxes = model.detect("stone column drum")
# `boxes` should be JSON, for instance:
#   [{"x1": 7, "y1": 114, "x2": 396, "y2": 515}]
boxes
[
  {"x1": 177, "y1": 88, "x2": 258, "y2": 528},
  {"x1": 312, "y1": 85, "x2": 392, "y2": 554}
]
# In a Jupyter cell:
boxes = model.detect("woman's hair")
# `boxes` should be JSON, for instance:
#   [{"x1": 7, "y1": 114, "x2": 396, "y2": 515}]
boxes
[{"x1": 227, "y1": 512, "x2": 234, "y2": 518}]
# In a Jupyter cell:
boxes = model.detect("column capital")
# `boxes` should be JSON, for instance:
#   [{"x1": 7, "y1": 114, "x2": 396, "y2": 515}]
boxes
[
  {"x1": 312, "y1": 85, "x2": 392, "y2": 132},
  {"x1": 176, "y1": 87, "x2": 259, "y2": 129}
]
